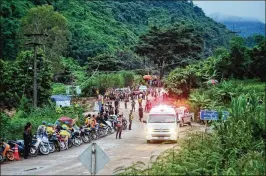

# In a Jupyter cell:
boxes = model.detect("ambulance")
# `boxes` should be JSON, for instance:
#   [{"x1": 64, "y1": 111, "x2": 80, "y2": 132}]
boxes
[{"x1": 143, "y1": 105, "x2": 180, "y2": 143}]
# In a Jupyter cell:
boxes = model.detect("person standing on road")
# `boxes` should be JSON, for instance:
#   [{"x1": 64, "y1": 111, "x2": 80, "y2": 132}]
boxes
[
  {"x1": 138, "y1": 97, "x2": 142, "y2": 106},
  {"x1": 124, "y1": 99, "x2": 127, "y2": 109},
  {"x1": 110, "y1": 106, "x2": 114, "y2": 115},
  {"x1": 139, "y1": 105, "x2": 144, "y2": 122},
  {"x1": 116, "y1": 114, "x2": 123, "y2": 139},
  {"x1": 128, "y1": 110, "x2": 134, "y2": 130},
  {"x1": 115, "y1": 98, "x2": 119, "y2": 108},
  {"x1": 145, "y1": 100, "x2": 149, "y2": 112},
  {"x1": 115, "y1": 106, "x2": 119, "y2": 115},
  {"x1": 23, "y1": 122, "x2": 32, "y2": 159},
  {"x1": 131, "y1": 100, "x2": 136, "y2": 112}
]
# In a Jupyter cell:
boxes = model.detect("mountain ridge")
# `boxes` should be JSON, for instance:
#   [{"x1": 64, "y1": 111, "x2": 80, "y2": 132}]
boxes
[{"x1": 208, "y1": 12, "x2": 265, "y2": 37}]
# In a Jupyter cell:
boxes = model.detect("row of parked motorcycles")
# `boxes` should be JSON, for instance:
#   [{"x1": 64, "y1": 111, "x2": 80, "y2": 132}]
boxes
[{"x1": 0, "y1": 115, "x2": 128, "y2": 163}]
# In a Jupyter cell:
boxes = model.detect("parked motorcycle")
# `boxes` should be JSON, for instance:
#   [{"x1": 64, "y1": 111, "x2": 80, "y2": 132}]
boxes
[
  {"x1": 0, "y1": 142, "x2": 15, "y2": 162},
  {"x1": 7, "y1": 140, "x2": 24, "y2": 155},
  {"x1": 48, "y1": 133, "x2": 60, "y2": 152},
  {"x1": 105, "y1": 120, "x2": 115, "y2": 134},
  {"x1": 84, "y1": 126, "x2": 98, "y2": 140},
  {"x1": 56, "y1": 133, "x2": 68, "y2": 151},
  {"x1": 31, "y1": 135, "x2": 50, "y2": 155},
  {"x1": 70, "y1": 128, "x2": 82, "y2": 147},
  {"x1": 80, "y1": 126, "x2": 92, "y2": 143}
]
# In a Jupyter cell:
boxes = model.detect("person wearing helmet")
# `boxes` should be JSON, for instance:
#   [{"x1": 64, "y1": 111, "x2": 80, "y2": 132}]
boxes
[
  {"x1": 85, "y1": 114, "x2": 92, "y2": 127},
  {"x1": 37, "y1": 121, "x2": 47, "y2": 138},
  {"x1": 46, "y1": 123, "x2": 55, "y2": 136},
  {"x1": 55, "y1": 121, "x2": 63, "y2": 132},
  {"x1": 64, "y1": 121, "x2": 73, "y2": 133},
  {"x1": 59, "y1": 125, "x2": 70, "y2": 148},
  {"x1": 91, "y1": 115, "x2": 97, "y2": 128},
  {"x1": 116, "y1": 114, "x2": 123, "y2": 139}
]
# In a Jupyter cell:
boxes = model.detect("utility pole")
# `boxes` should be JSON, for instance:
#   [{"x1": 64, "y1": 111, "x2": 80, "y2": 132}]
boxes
[{"x1": 24, "y1": 33, "x2": 48, "y2": 108}]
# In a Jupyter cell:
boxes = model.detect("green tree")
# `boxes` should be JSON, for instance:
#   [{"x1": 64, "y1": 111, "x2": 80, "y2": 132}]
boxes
[
  {"x1": 0, "y1": 0, "x2": 33, "y2": 60},
  {"x1": 20, "y1": 5, "x2": 69, "y2": 72},
  {"x1": 87, "y1": 54, "x2": 124, "y2": 72},
  {"x1": 0, "y1": 51, "x2": 53, "y2": 109},
  {"x1": 229, "y1": 37, "x2": 251, "y2": 79},
  {"x1": 249, "y1": 38, "x2": 266, "y2": 81},
  {"x1": 135, "y1": 24, "x2": 204, "y2": 79}
]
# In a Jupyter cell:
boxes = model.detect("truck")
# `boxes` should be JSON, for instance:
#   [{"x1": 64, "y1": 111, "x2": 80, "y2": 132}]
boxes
[
  {"x1": 175, "y1": 106, "x2": 194, "y2": 127},
  {"x1": 143, "y1": 105, "x2": 180, "y2": 143}
]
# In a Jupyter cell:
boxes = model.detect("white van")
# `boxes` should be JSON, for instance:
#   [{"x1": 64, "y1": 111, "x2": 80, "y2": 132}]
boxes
[{"x1": 144, "y1": 105, "x2": 180, "y2": 143}]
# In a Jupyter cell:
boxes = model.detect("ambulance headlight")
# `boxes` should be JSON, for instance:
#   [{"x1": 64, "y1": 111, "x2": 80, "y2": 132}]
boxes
[
  {"x1": 147, "y1": 128, "x2": 153, "y2": 133},
  {"x1": 170, "y1": 128, "x2": 176, "y2": 133}
]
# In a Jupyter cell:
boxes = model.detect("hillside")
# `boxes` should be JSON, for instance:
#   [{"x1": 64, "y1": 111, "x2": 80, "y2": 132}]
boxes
[
  {"x1": 1, "y1": 0, "x2": 234, "y2": 64},
  {"x1": 209, "y1": 13, "x2": 265, "y2": 37}
]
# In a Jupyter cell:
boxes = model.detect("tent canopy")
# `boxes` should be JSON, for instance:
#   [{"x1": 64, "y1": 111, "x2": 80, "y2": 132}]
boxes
[{"x1": 143, "y1": 75, "x2": 152, "y2": 80}]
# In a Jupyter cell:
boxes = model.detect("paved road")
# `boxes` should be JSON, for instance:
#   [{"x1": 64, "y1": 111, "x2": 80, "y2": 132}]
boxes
[{"x1": 1, "y1": 96, "x2": 204, "y2": 175}]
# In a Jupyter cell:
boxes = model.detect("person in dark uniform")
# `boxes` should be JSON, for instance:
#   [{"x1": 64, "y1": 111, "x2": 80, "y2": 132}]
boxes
[
  {"x1": 115, "y1": 106, "x2": 119, "y2": 115},
  {"x1": 128, "y1": 110, "x2": 134, "y2": 130},
  {"x1": 115, "y1": 98, "x2": 119, "y2": 108},
  {"x1": 124, "y1": 99, "x2": 128, "y2": 109},
  {"x1": 109, "y1": 106, "x2": 114, "y2": 115},
  {"x1": 116, "y1": 114, "x2": 123, "y2": 139},
  {"x1": 139, "y1": 105, "x2": 144, "y2": 122},
  {"x1": 23, "y1": 122, "x2": 32, "y2": 159}
]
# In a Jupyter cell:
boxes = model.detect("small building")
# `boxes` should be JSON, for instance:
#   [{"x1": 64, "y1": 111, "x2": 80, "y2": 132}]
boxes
[{"x1": 51, "y1": 95, "x2": 71, "y2": 107}]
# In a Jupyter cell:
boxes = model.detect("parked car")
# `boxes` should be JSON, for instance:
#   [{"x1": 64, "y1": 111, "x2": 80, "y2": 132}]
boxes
[{"x1": 175, "y1": 106, "x2": 193, "y2": 127}]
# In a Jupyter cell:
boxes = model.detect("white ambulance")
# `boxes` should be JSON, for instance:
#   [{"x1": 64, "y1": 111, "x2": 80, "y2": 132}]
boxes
[{"x1": 143, "y1": 105, "x2": 180, "y2": 143}]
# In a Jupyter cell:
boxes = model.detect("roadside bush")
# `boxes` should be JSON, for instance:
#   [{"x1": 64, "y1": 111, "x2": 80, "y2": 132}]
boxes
[
  {"x1": 82, "y1": 71, "x2": 138, "y2": 96},
  {"x1": 0, "y1": 113, "x2": 11, "y2": 139},
  {"x1": 116, "y1": 95, "x2": 265, "y2": 175},
  {"x1": 120, "y1": 71, "x2": 135, "y2": 87},
  {"x1": 5, "y1": 103, "x2": 85, "y2": 140},
  {"x1": 52, "y1": 83, "x2": 66, "y2": 95}
]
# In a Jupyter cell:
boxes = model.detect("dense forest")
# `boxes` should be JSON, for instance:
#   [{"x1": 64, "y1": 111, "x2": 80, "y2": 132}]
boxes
[
  {"x1": 1, "y1": 0, "x2": 237, "y2": 109},
  {"x1": 1, "y1": 0, "x2": 233, "y2": 63}
]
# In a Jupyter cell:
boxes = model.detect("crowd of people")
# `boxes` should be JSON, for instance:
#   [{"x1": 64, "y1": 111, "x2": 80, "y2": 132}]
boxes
[
  {"x1": 93, "y1": 87, "x2": 168, "y2": 138},
  {"x1": 1, "y1": 86, "x2": 167, "y2": 162}
]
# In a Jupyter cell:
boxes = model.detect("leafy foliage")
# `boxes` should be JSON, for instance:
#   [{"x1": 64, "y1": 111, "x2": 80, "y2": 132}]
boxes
[
  {"x1": 136, "y1": 24, "x2": 204, "y2": 78},
  {"x1": 20, "y1": 5, "x2": 70, "y2": 72},
  {"x1": 2, "y1": 102, "x2": 85, "y2": 140},
  {"x1": 2, "y1": 0, "x2": 233, "y2": 66},
  {"x1": 165, "y1": 36, "x2": 266, "y2": 98},
  {"x1": 52, "y1": 83, "x2": 66, "y2": 95},
  {"x1": 0, "y1": 51, "x2": 53, "y2": 109},
  {"x1": 0, "y1": 0, "x2": 33, "y2": 60}
]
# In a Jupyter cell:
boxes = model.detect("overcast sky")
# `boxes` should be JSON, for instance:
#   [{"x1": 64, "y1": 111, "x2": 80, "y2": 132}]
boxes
[{"x1": 194, "y1": 1, "x2": 265, "y2": 23}]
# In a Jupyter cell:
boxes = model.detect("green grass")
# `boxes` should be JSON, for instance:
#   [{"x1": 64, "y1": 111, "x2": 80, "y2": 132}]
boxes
[{"x1": 1, "y1": 104, "x2": 85, "y2": 140}]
